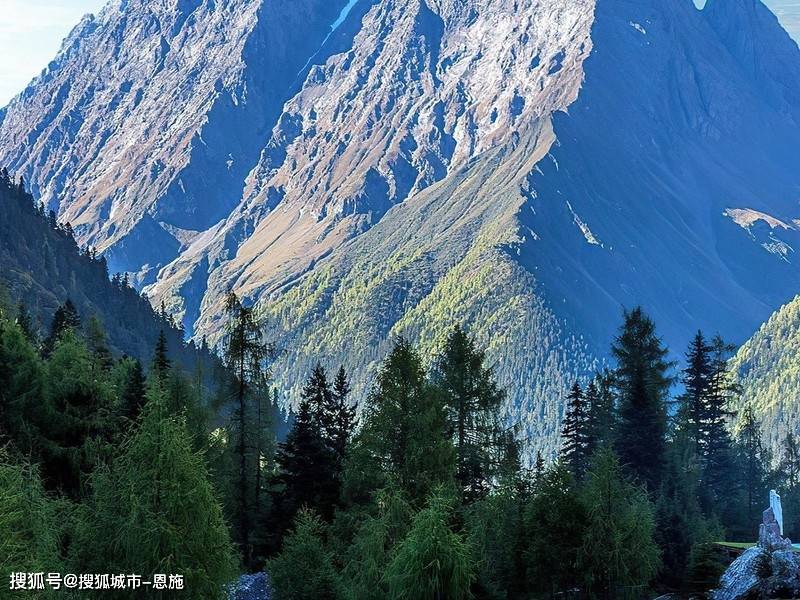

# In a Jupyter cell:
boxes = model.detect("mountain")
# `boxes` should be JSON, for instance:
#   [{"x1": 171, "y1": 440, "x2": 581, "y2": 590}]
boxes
[
  {"x1": 0, "y1": 170, "x2": 212, "y2": 371},
  {"x1": 730, "y1": 294, "x2": 800, "y2": 454},
  {"x1": 2, "y1": 0, "x2": 800, "y2": 455}
]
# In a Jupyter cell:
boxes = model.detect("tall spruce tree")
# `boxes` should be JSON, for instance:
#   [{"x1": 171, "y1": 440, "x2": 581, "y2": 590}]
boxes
[
  {"x1": 433, "y1": 326, "x2": 504, "y2": 501},
  {"x1": 612, "y1": 307, "x2": 672, "y2": 491},
  {"x1": 736, "y1": 404, "x2": 768, "y2": 529},
  {"x1": 561, "y1": 382, "x2": 590, "y2": 480},
  {"x1": 585, "y1": 372, "x2": 616, "y2": 457},
  {"x1": 327, "y1": 365, "x2": 357, "y2": 467},
  {"x1": 222, "y1": 291, "x2": 274, "y2": 567},
  {"x1": 681, "y1": 331, "x2": 713, "y2": 458}
]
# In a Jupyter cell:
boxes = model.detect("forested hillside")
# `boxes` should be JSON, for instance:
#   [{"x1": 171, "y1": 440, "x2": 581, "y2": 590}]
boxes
[
  {"x1": 0, "y1": 169, "x2": 211, "y2": 369},
  {"x1": 731, "y1": 294, "x2": 800, "y2": 453}
]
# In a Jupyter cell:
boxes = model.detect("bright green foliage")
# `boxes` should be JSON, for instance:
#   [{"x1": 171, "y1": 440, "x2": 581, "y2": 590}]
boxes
[
  {"x1": 269, "y1": 510, "x2": 341, "y2": 600},
  {"x1": 578, "y1": 449, "x2": 661, "y2": 599},
  {"x1": 83, "y1": 389, "x2": 237, "y2": 599},
  {"x1": 385, "y1": 492, "x2": 474, "y2": 600},
  {"x1": 0, "y1": 452, "x2": 61, "y2": 599},
  {"x1": 339, "y1": 486, "x2": 413, "y2": 600}
]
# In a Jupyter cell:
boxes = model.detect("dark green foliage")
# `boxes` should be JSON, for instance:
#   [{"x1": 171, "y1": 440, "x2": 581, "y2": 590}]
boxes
[
  {"x1": 115, "y1": 357, "x2": 147, "y2": 422},
  {"x1": 523, "y1": 464, "x2": 587, "y2": 597},
  {"x1": 327, "y1": 366, "x2": 357, "y2": 467},
  {"x1": 585, "y1": 370, "x2": 616, "y2": 456},
  {"x1": 0, "y1": 173, "x2": 215, "y2": 370},
  {"x1": 268, "y1": 510, "x2": 341, "y2": 600},
  {"x1": 736, "y1": 403, "x2": 770, "y2": 534},
  {"x1": 222, "y1": 291, "x2": 276, "y2": 567},
  {"x1": 612, "y1": 307, "x2": 673, "y2": 491},
  {"x1": 433, "y1": 325, "x2": 505, "y2": 502},
  {"x1": 578, "y1": 449, "x2": 661, "y2": 599},
  {"x1": 561, "y1": 382, "x2": 590, "y2": 480},
  {"x1": 43, "y1": 299, "x2": 80, "y2": 356}
]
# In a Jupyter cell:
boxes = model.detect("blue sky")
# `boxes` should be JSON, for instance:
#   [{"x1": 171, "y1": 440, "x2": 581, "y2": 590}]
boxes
[
  {"x1": 0, "y1": 0, "x2": 799, "y2": 107},
  {"x1": 0, "y1": 0, "x2": 107, "y2": 106}
]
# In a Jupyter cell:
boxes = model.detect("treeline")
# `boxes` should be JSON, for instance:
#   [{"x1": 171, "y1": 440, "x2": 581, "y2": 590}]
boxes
[
  {"x1": 0, "y1": 169, "x2": 211, "y2": 368},
  {"x1": 0, "y1": 263, "x2": 788, "y2": 597}
]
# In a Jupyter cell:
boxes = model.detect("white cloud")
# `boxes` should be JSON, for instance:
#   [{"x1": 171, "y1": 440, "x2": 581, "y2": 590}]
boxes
[{"x1": 0, "y1": 0, "x2": 108, "y2": 107}]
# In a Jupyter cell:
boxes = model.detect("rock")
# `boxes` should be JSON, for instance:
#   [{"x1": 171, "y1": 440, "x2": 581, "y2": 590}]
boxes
[
  {"x1": 712, "y1": 547, "x2": 768, "y2": 600},
  {"x1": 759, "y1": 507, "x2": 793, "y2": 552},
  {"x1": 228, "y1": 573, "x2": 271, "y2": 600}
]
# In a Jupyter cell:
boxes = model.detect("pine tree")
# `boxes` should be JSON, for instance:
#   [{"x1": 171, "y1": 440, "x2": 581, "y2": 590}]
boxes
[
  {"x1": 327, "y1": 365, "x2": 357, "y2": 466},
  {"x1": 344, "y1": 339, "x2": 454, "y2": 505},
  {"x1": 561, "y1": 382, "x2": 590, "y2": 480},
  {"x1": 737, "y1": 404, "x2": 768, "y2": 528},
  {"x1": 433, "y1": 326, "x2": 505, "y2": 502},
  {"x1": 152, "y1": 329, "x2": 171, "y2": 381},
  {"x1": 585, "y1": 373, "x2": 615, "y2": 457},
  {"x1": 268, "y1": 510, "x2": 341, "y2": 600},
  {"x1": 221, "y1": 291, "x2": 274, "y2": 566},
  {"x1": 680, "y1": 331, "x2": 713, "y2": 457},
  {"x1": 578, "y1": 449, "x2": 661, "y2": 599},
  {"x1": 612, "y1": 307, "x2": 673, "y2": 491},
  {"x1": 274, "y1": 370, "x2": 337, "y2": 523},
  {"x1": 385, "y1": 491, "x2": 474, "y2": 600},
  {"x1": 87, "y1": 314, "x2": 114, "y2": 371},
  {"x1": 81, "y1": 388, "x2": 237, "y2": 599},
  {"x1": 116, "y1": 358, "x2": 147, "y2": 422}
]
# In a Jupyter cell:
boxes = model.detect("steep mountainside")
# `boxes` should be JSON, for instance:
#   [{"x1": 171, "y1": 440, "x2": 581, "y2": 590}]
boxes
[
  {"x1": 2, "y1": 0, "x2": 800, "y2": 455},
  {"x1": 0, "y1": 172, "x2": 211, "y2": 371},
  {"x1": 730, "y1": 294, "x2": 800, "y2": 454}
]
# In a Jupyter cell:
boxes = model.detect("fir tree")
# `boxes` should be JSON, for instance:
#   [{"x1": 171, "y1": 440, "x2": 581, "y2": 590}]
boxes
[
  {"x1": 327, "y1": 365, "x2": 357, "y2": 466},
  {"x1": 612, "y1": 307, "x2": 673, "y2": 491},
  {"x1": 433, "y1": 326, "x2": 505, "y2": 501},
  {"x1": 116, "y1": 358, "x2": 147, "y2": 422},
  {"x1": 152, "y1": 329, "x2": 171, "y2": 381},
  {"x1": 385, "y1": 492, "x2": 474, "y2": 600},
  {"x1": 680, "y1": 331, "x2": 712, "y2": 457},
  {"x1": 780, "y1": 432, "x2": 800, "y2": 491},
  {"x1": 737, "y1": 404, "x2": 768, "y2": 527},
  {"x1": 561, "y1": 382, "x2": 590, "y2": 480}
]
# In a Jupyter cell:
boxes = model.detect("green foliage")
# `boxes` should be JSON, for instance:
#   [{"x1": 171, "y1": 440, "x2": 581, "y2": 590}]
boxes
[
  {"x1": 268, "y1": 510, "x2": 341, "y2": 600},
  {"x1": 0, "y1": 452, "x2": 61, "y2": 599},
  {"x1": 578, "y1": 449, "x2": 661, "y2": 599},
  {"x1": 385, "y1": 492, "x2": 474, "y2": 600},
  {"x1": 612, "y1": 307, "x2": 673, "y2": 491},
  {"x1": 523, "y1": 463, "x2": 587, "y2": 596},
  {"x1": 81, "y1": 390, "x2": 237, "y2": 599}
]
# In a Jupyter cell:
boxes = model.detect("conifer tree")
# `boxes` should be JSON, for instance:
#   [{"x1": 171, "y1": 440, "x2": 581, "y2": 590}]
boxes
[
  {"x1": 274, "y1": 371, "x2": 337, "y2": 523},
  {"x1": 43, "y1": 299, "x2": 81, "y2": 355},
  {"x1": 385, "y1": 492, "x2": 474, "y2": 600},
  {"x1": 680, "y1": 331, "x2": 713, "y2": 457},
  {"x1": 578, "y1": 449, "x2": 661, "y2": 599},
  {"x1": 327, "y1": 365, "x2": 357, "y2": 466},
  {"x1": 222, "y1": 291, "x2": 274, "y2": 566},
  {"x1": 561, "y1": 382, "x2": 590, "y2": 480},
  {"x1": 82, "y1": 387, "x2": 236, "y2": 599},
  {"x1": 433, "y1": 326, "x2": 504, "y2": 501},
  {"x1": 152, "y1": 329, "x2": 171, "y2": 381},
  {"x1": 780, "y1": 432, "x2": 800, "y2": 491},
  {"x1": 612, "y1": 307, "x2": 672, "y2": 491},
  {"x1": 116, "y1": 358, "x2": 147, "y2": 422},
  {"x1": 268, "y1": 510, "x2": 341, "y2": 600},
  {"x1": 736, "y1": 404, "x2": 768, "y2": 527},
  {"x1": 344, "y1": 339, "x2": 454, "y2": 505}
]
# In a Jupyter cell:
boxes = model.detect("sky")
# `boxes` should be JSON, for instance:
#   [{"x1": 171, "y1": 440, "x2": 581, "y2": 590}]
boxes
[
  {"x1": 0, "y1": 0, "x2": 798, "y2": 107},
  {"x1": 0, "y1": 0, "x2": 107, "y2": 107}
]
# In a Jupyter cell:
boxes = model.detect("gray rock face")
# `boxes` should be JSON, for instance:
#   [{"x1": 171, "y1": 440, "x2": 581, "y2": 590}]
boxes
[
  {"x1": 759, "y1": 507, "x2": 792, "y2": 553},
  {"x1": 2, "y1": 0, "x2": 800, "y2": 455}
]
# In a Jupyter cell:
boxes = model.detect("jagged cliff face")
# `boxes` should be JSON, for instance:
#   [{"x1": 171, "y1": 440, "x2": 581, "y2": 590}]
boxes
[{"x1": 2, "y1": 0, "x2": 800, "y2": 455}]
